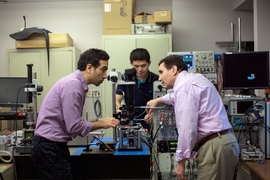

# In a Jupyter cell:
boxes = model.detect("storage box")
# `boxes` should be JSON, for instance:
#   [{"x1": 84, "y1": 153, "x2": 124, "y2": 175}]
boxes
[
  {"x1": 103, "y1": 0, "x2": 136, "y2": 35},
  {"x1": 154, "y1": 10, "x2": 172, "y2": 24},
  {"x1": 134, "y1": 12, "x2": 154, "y2": 24},
  {"x1": 15, "y1": 32, "x2": 73, "y2": 48}
]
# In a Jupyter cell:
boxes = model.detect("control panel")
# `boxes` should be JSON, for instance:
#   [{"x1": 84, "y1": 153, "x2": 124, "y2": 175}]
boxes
[
  {"x1": 193, "y1": 51, "x2": 215, "y2": 73},
  {"x1": 153, "y1": 81, "x2": 177, "y2": 141},
  {"x1": 203, "y1": 73, "x2": 217, "y2": 84},
  {"x1": 152, "y1": 81, "x2": 198, "y2": 180},
  {"x1": 167, "y1": 51, "x2": 217, "y2": 84}
]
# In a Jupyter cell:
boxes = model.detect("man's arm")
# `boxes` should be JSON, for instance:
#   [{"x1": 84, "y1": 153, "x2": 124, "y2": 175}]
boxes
[{"x1": 89, "y1": 117, "x2": 119, "y2": 131}]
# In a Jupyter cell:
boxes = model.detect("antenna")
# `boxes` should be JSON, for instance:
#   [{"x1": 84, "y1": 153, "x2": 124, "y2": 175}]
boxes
[{"x1": 23, "y1": 15, "x2": 26, "y2": 29}]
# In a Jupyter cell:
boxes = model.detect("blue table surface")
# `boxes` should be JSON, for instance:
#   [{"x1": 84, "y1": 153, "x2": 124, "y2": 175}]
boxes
[{"x1": 72, "y1": 137, "x2": 150, "y2": 156}]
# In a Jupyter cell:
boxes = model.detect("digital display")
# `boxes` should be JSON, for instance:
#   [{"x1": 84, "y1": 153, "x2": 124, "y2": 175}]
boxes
[
  {"x1": 179, "y1": 54, "x2": 194, "y2": 69},
  {"x1": 167, "y1": 52, "x2": 195, "y2": 71},
  {"x1": 222, "y1": 51, "x2": 269, "y2": 90}
]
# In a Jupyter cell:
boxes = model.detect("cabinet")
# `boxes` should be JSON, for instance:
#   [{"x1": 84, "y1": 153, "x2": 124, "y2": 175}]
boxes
[
  {"x1": 101, "y1": 34, "x2": 172, "y2": 136},
  {"x1": 6, "y1": 47, "x2": 81, "y2": 111}
]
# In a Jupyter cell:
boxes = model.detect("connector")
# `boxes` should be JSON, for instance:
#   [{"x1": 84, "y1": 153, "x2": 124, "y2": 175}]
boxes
[{"x1": 87, "y1": 89, "x2": 101, "y2": 98}]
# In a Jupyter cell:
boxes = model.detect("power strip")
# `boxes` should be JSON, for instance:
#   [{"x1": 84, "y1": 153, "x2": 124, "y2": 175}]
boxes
[{"x1": 241, "y1": 148, "x2": 264, "y2": 161}]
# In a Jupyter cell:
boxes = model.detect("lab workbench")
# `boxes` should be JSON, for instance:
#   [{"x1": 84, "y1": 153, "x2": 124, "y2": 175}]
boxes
[
  {"x1": 14, "y1": 138, "x2": 151, "y2": 180},
  {"x1": 237, "y1": 159, "x2": 270, "y2": 180}
]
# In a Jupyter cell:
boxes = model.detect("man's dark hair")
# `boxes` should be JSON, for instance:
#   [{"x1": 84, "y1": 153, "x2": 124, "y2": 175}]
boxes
[
  {"x1": 129, "y1": 48, "x2": 150, "y2": 63},
  {"x1": 158, "y1": 55, "x2": 188, "y2": 72},
  {"x1": 77, "y1": 48, "x2": 110, "y2": 71}
]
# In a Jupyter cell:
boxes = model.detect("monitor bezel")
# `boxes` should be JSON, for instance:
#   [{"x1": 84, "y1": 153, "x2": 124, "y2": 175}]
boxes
[
  {"x1": 0, "y1": 76, "x2": 29, "y2": 105},
  {"x1": 222, "y1": 51, "x2": 269, "y2": 90}
]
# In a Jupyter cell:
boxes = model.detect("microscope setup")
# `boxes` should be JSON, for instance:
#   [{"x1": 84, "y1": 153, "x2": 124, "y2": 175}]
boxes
[
  {"x1": 19, "y1": 64, "x2": 43, "y2": 147},
  {"x1": 108, "y1": 68, "x2": 144, "y2": 151}
]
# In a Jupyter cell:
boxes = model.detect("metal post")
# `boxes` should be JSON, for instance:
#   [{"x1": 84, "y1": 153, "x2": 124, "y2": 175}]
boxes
[
  {"x1": 238, "y1": 18, "x2": 241, "y2": 52},
  {"x1": 111, "y1": 68, "x2": 117, "y2": 143},
  {"x1": 231, "y1": 22, "x2": 234, "y2": 42}
]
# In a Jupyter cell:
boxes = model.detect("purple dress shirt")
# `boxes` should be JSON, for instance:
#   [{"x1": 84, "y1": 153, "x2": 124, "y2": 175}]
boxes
[
  {"x1": 162, "y1": 71, "x2": 232, "y2": 162},
  {"x1": 34, "y1": 70, "x2": 93, "y2": 142}
]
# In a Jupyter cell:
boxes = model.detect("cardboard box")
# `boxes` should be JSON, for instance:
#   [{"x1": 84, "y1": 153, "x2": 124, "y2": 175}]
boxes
[
  {"x1": 154, "y1": 10, "x2": 172, "y2": 24},
  {"x1": 15, "y1": 32, "x2": 73, "y2": 48},
  {"x1": 103, "y1": 0, "x2": 136, "y2": 35},
  {"x1": 134, "y1": 12, "x2": 154, "y2": 24}
]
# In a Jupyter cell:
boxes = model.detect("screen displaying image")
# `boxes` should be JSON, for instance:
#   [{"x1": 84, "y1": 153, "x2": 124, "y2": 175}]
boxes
[
  {"x1": 179, "y1": 54, "x2": 194, "y2": 69},
  {"x1": 222, "y1": 51, "x2": 269, "y2": 90},
  {"x1": 167, "y1": 52, "x2": 195, "y2": 71}
]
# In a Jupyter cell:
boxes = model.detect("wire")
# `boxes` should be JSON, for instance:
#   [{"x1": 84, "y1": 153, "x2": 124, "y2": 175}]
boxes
[
  {"x1": 152, "y1": 123, "x2": 163, "y2": 142},
  {"x1": 134, "y1": 105, "x2": 167, "y2": 109},
  {"x1": 94, "y1": 99, "x2": 102, "y2": 117},
  {"x1": 93, "y1": 135, "x2": 114, "y2": 152},
  {"x1": 0, "y1": 150, "x2": 12, "y2": 163}
]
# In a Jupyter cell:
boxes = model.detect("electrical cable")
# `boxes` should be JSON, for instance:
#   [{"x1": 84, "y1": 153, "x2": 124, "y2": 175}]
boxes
[
  {"x1": 11, "y1": 84, "x2": 27, "y2": 180},
  {"x1": 0, "y1": 150, "x2": 12, "y2": 163},
  {"x1": 12, "y1": 146, "x2": 17, "y2": 180},
  {"x1": 93, "y1": 135, "x2": 113, "y2": 152},
  {"x1": 94, "y1": 99, "x2": 102, "y2": 117},
  {"x1": 152, "y1": 124, "x2": 162, "y2": 143},
  {"x1": 134, "y1": 105, "x2": 167, "y2": 109}
]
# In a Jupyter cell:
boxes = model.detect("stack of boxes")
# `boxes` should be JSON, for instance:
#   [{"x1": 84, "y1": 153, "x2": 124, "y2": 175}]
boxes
[{"x1": 103, "y1": 0, "x2": 171, "y2": 35}]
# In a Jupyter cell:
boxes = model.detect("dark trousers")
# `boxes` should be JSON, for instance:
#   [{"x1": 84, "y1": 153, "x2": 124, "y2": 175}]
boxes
[{"x1": 31, "y1": 136, "x2": 73, "y2": 180}]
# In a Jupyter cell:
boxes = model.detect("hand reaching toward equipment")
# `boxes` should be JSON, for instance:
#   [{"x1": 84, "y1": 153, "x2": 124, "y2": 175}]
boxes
[
  {"x1": 145, "y1": 97, "x2": 163, "y2": 113},
  {"x1": 94, "y1": 117, "x2": 119, "y2": 129},
  {"x1": 144, "y1": 112, "x2": 153, "y2": 124}
]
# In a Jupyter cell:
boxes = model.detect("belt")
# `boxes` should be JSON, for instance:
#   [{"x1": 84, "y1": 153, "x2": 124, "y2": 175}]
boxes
[
  {"x1": 33, "y1": 136, "x2": 67, "y2": 145},
  {"x1": 193, "y1": 129, "x2": 232, "y2": 152}
]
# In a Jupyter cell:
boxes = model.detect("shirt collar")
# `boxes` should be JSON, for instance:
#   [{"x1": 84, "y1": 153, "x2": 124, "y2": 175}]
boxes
[
  {"x1": 75, "y1": 70, "x2": 88, "y2": 93},
  {"x1": 173, "y1": 70, "x2": 188, "y2": 91}
]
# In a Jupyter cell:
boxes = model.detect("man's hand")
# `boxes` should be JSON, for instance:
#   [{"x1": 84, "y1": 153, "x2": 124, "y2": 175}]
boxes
[
  {"x1": 97, "y1": 117, "x2": 119, "y2": 129},
  {"x1": 176, "y1": 159, "x2": 187, "y2": 180},
  {"x1": 144, "y1": 112, "x2": 153, "y2": 124},
  {"x1": 145, "y1": 97, "x2": 162, "y2": 113}
]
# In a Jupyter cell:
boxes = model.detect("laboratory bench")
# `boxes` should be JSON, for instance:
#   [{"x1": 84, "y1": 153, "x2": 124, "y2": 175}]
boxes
[
  {"x1": 237, "y1": 159, "x2": 270, "y2": 180},
  {"x1": 13, "y1": 137, "x2": 151, "y2": 180}
]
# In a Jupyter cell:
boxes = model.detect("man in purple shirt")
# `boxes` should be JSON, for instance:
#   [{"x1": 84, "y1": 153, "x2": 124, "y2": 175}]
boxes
[
  {"x1": 31, "y1": 48, "x2": 119, "y2": 180},
  {"x1": 145, "y1": 55, "x2": 239, "y2": 180}
]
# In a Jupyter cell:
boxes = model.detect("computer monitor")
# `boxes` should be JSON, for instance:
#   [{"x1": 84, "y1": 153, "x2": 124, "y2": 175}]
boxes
[
  {"x1": 222, "y1": 51, "x2": 269, "y2": 91},
  {"x1": 0, "y1": 77, "x2": 28, "y2": 106},
  {"x1": 167, "y1": 52, "x2": 195, "y2": 72}
]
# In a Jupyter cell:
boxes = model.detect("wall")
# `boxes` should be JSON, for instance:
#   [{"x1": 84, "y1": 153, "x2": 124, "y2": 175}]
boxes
[
  {"x1": 253, "y1": 0, "x2": 270, "y2": 97},
  {"x1": 172, "y1": 0, "x2": 253, "y2": 53}
]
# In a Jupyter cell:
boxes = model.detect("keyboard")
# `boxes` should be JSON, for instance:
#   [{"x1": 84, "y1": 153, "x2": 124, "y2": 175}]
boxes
[{"x1": 0, "y1": 112, "x2": 26, "y2": 120}]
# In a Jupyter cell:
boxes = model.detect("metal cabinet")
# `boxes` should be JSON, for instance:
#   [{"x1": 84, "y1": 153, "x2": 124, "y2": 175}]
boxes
[
  {"x1": 101, "y1": 34, "x2": 172, "y2": 137},
  {"x1": 6, "y1": 47, "x2": 81, "y2": 111}
]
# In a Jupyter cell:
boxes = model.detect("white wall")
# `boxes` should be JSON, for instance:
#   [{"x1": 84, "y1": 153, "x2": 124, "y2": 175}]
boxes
[
  {"x1": 253, "y1": 0, "x2": 270, "y2": 97},
  {"x1": 172, "y1": 0, "x2": 253, "y2": 53}
]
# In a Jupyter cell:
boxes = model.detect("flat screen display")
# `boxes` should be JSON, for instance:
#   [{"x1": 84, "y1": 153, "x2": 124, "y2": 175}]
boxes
[
  {"x1": 0, "y1": 77, "x2": 28, "y2": 104},
  {"x1": 222, "y1": 51, "x2": 269, "y2": 90}
]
